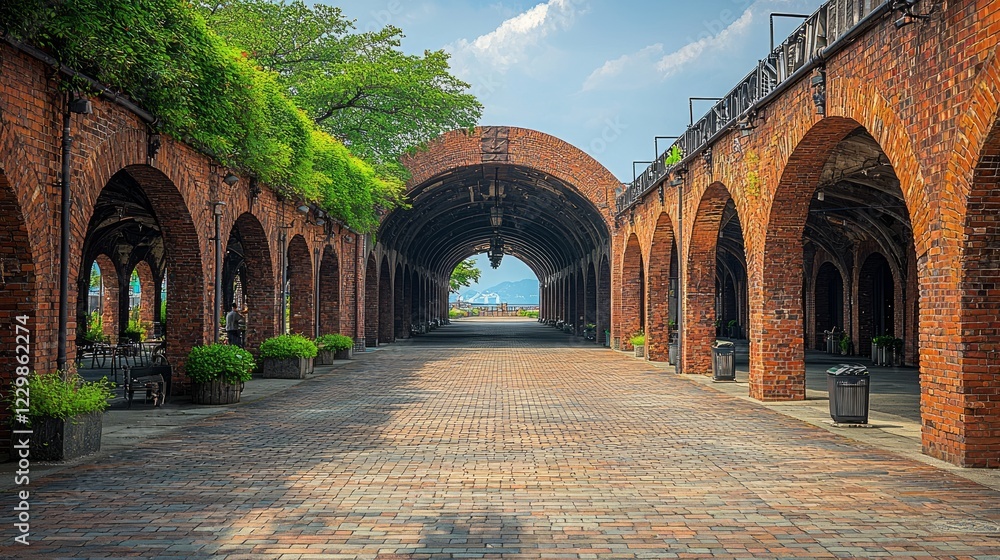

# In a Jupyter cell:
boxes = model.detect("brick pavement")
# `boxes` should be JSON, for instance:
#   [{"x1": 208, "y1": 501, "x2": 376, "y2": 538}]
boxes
[{"x1": 4, "y1": 320, "x2": 1000, "y2": 558}]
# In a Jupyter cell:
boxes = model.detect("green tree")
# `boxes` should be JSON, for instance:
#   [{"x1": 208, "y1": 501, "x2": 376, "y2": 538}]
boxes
[
  {"x1": 450, "y1": 259, "x2": 481, "y2": 294},
  {"x1": 198, "y1": 0, "x2": 482, "y2": 166}
]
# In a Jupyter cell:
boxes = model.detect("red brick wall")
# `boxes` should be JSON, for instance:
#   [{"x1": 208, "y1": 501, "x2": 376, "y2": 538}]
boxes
[
  {"x1": 318, "y1": 245, "x2": 340, "y2": 335},
  {"x1": 365, "y1": 254, "x2": 379, "y2": 346},
  {"x1": 646, "y1": 212, "x2": 675, "y2": 361}
]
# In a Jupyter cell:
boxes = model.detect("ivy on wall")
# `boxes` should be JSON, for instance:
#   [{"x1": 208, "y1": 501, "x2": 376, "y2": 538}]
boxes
[{"x1": 0, "y1": 0, "x2": 434, "y2": 232}]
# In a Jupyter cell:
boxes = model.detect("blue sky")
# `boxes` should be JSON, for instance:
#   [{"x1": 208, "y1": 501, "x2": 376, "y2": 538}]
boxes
[{"x1": 336, "y1": 0, "x2": 825, "y2": 288}]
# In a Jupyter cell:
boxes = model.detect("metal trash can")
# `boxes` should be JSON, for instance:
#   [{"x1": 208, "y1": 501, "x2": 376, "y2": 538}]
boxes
[
  {"x1": 711, "y1": 340, "x2": 736, "y2": 381},
  {"x1": 827, "y1": 364, "x2": 870, "y2": 423}
]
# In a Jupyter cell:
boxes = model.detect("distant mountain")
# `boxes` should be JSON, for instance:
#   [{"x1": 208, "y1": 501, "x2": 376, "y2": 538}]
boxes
[{"x1": 452, "y1": 278, "x2": 539, "y2": 305}]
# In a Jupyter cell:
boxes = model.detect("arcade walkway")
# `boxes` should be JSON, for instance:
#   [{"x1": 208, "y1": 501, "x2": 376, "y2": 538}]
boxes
[{"x1": 10, "y1": 320, "x2": 1000, "y2": 558}]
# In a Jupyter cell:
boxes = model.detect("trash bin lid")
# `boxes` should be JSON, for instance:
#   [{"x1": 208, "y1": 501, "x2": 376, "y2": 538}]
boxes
[
  {"x1": 712, "y1": 340, "x2": 735, "y2": 348},
  {"x1": 827, "y1": 363, "x2": 869, "y2": 375}
]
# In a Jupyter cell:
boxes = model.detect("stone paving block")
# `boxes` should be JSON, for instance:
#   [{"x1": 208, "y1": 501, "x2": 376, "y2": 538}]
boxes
[{"x1": 8, "y1": 322, "x2": 1000, "y2": 558}]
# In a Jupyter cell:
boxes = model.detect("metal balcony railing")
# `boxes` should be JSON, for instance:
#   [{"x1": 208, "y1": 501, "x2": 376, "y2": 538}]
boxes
[{"x1": 616, "y1": 0, "x2": 891, "y2": 215}]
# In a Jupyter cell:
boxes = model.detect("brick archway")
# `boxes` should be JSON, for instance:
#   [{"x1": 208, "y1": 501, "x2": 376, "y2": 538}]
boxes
[
  {"x1": 318, "y1": 245, "x2": 340, "y2": 336},
  {"x1": 287, "y1": 234, "x2": 313, "y2": 336},
  {"x1": 619, "y1": 234, "x2": 644, "y2": 350},
  {"x1": 229, "y1": 213, "x2": 275, "y2": 355},
  {"x1": 756, "y1": 117, "x2": 870, "y2": 400},
  {"x1": 365, "y1": 254, "x2": 378, "y2": 346},
  {"x1": 686, "y1": 182, "x2": 737, "y2": 374},
  {"x1": 402, "y1": 127, "x2": 617, "y2": 227},
  {"x1": 378, "y1": 256, "x2": 393, "y2": 344},
  {"x1": 647, "y1": 212, "x2": 676, "y2": 362},
  {"x1": 955, "y1": 121, "x2": 1000, "y2": 466},
  {"x1": 0, "y1": 171, "x2": 36, "y2": 450}
]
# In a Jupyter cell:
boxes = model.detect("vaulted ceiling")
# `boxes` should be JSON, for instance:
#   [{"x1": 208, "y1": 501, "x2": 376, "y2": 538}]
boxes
[{"x1": 379, "y1": 163, "x2": 611, "y2": 279}]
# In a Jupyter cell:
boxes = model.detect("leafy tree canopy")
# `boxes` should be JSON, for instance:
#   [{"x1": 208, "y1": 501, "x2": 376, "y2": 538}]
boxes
[
  {"x1": 198, "y1": 1, "x2": 482, "y2": 166},
  {"x1": 1, "y1": 0, "x2": 479, "y2": 231},
  {"x1": 450, "y1": 259, "x2": 481, "y2": 294}
]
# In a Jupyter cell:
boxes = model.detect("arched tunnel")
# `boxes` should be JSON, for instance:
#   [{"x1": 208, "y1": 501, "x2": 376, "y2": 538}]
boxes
[{"x1": 370, "y1": 127, "x2": 616, "y2": 345}]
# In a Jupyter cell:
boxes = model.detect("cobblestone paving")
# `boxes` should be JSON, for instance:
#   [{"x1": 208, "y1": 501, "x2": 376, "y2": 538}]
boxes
[{"x1": 7, "y1": 321, "x2": 1000, "y2": 558}]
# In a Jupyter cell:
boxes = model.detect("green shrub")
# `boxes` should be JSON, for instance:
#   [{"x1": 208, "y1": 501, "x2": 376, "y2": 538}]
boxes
[
  {"x1": 516, "y1": 309, "x2": 539, "y2": 318},
  {"x1": 185, "y1": 343, "x2": 255, "y2": 384},
  {"x1": 80, "y1": 310, "x2": 107, "y2": 344},
  {"x1": 22, "y1": 372, "x2": 114, "y2": 421},
  {"x1": 448, "y1": 308, "x2": 468, "y2": 319},
  {"x1": 315, "y1": 333, "x2": 353, "y2": 352},
  {"x1": 259, "y1": 334, "x2": 318, "y2": 360},
  {"x1": 629, "y1": 331, "x2": 646, "y2": 347}
]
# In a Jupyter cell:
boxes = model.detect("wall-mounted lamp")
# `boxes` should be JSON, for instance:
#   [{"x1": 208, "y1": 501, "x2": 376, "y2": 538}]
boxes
[
  {"x1": 811, "y1": 68, "x2": 826, "y2": 115},
  {"x1": 69, "y1": 96, "x2": 93, "y2": 115},
  {"x1": 702, "y1": 148, "x2": 713, "y2": 169},
  {"x1": 248, "y1": 177, "x2": 261, "y2": 203},
  {"x1": 737, "y1": 110, "x2": 761, "y2": 136},
  {"x1": 817, "y1": 190, "x2": 825, "y2": 201},
  {"x1": 297, "y1": 204, "x2": 310, "y2": 214},
  {"x1": 892, "y1": 0, "x2": 932, "y2": 28},
  {"x1": 223, "y1": 172, "x2": 240, "y2": 186},
  {"x1": 668, "y1": 169, "x2": 687, "y2": 188}
]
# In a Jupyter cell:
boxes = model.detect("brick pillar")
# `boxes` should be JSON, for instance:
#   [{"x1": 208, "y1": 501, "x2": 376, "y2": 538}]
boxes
[
  {"x1": 286, "y1": 235, "x2": 314, "y2": 337},
  {"x1": 647, "y1": 214, "x2": 675, "y2": 361},
  {"x1": 318, "y1": 246, "x2": 340, "y2": 335},
  {"x1": 619, "y1": 235, "x2": 643, "y2": 350}
]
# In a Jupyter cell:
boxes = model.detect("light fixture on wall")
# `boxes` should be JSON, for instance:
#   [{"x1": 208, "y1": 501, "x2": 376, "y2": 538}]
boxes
[
  {"x1": 223, "y1": 172, "x2": 240, "y2": 186},
  {"x1": 891, "y1": 0, "x2": 932, "y2": 28},
  {"x1": 811, "y1": 68, "x2": 826, "y2": 115},
  {"x1": 297, "y1": 204, "x2": 310, "y2": 214}
]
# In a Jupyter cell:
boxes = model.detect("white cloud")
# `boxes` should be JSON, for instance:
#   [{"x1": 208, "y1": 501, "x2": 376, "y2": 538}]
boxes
[
  {"x1": 581, "y1": 44, "x2": 664, "y2": 92},
  {"x1": 581, "y1": 6, "x2": 756, "y2": 92},
  {"x1": 447, "y1": 0, "x2": 583, "y2": 75}
]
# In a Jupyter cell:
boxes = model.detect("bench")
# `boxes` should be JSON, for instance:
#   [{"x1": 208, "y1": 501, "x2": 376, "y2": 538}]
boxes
[{"x1": 123, "y1": 365, "x2": 171, "y2": 408}]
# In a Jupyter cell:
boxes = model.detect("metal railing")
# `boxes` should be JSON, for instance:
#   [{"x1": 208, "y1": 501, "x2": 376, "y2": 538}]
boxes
[{"x1": 616, "y1": 0, "x2": 890, "y2": 215}]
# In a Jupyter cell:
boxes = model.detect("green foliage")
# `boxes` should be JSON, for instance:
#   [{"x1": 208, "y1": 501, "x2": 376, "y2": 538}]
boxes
[
  {"x1": 21, "y1": 372, "x2": 114, "y2": 421},
  {"x1": 517, "y1": 309, "x2": 539, "y2": 318},
  {"x1": 629, "y1": 330, "x2": 646, "y2": 347},
  {"x1": 840, "y1": 335, "x2": 852, "y2": 353},
  {"x1": 2, "y1": 0, "x2": 418, "y2": 232},
  {"x1": 80, "y1": 310, "x2": 107, "y2": 344},
  {"x1": 186, "y1": 343, "x2": 256, "y2": 383},
  {"x1": 872, "y1": 335, "x2": 903, "y2": 351},
  {"x1": 314, "y1": 333, "x2": 353, "y2": 352},
  {"x1": 125, "y1": 307, "x2": 150, "y2": 342},
  {"x1": 664, "y1": 145, "x2": 684, "y2": 166},
  {"x1": 259, "y1": 333, "x2": 318, "y2": 359},
  {"x1": 449, "y1": 308, "x2": 468, "y2": 319},
  {"x1": 727, "y1": 319, "x2": 738, "y2": 328},
  {"x1": 199, "y1": 0, "x2": 482, "y2": 164},
  {"x1": 449, "y1": 259, "x2": 482, "y2": 293}
]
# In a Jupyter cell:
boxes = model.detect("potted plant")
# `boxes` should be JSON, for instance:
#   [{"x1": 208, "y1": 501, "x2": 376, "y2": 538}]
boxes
[
  {"x1": 19, "y1": 370, "x2": 114, "y2": 461},
  {"x1": 259, "y1": 333, "x2": 317, "y2": 379},
  {"x1": 315, "y1": 333, "x2": 354, "y2": 364},
  {"x1": 715, "y1": 318, "x2": 723, "y2": 337},
  {"x1": 893, "y1": 337, "x2": 904, "y2": 366},
  {"x1": 630, "y1": 330, "x2": 646, "y2": 358},
  {"x1": 727, "y1": 319, "x2": 739, "y2": 339},
  {"x1": 583, "y1": 323, "x2": 597, "y2": 341},
  {"x1": 186, "y1": 343, "x2": 255, "y2": 404},
  {"x1": 840, "y1": 334, "x2": 852, "y2": 356}
]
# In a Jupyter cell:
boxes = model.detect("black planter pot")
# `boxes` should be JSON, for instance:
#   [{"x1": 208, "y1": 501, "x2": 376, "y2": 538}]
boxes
[{"x1": 27, "y1": 412, "x2": 103, "y2": 461}]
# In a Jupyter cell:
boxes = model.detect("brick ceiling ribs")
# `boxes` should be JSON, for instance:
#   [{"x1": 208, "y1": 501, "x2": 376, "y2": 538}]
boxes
[
  {"x1": 82, "y1": 169, "x2": 165, "y2": 278},
  {"x1": 804, "y1": 128, "x2": 912, "y2": 270},
  {"x1": 379, "y1": 163, "x2": 610, "y2": 278}
]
